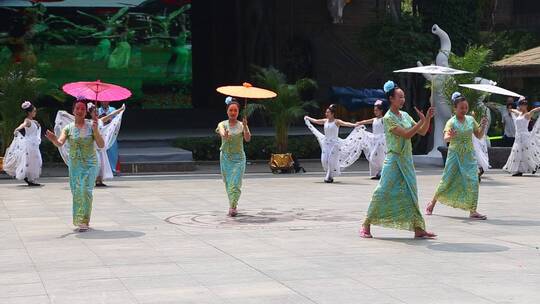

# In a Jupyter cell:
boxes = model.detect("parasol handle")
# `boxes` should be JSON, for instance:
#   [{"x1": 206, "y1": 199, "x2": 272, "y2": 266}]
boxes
[
  {"x1": 430, "y1": 77, "x2": 435, "y2": 108},
  {"x1": 244, "y1": 98, "x2": 248, "y2": 119}
]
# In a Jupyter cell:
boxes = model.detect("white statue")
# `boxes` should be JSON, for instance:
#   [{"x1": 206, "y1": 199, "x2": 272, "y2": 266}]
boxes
[
  {"x1": 328, "y1": 0, "x2": 348, "y2": 24},
  {"x1": 417, "y1": 24, "x2": 453, "y2": 156}
]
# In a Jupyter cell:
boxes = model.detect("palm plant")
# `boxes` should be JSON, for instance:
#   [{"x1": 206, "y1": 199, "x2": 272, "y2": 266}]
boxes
[
  {"x1": 0, "y1": 63, "x2": 45, "y2": 153},
  {"x1": 442, "y1": 45, "x2": 494, "y2": 121},
  {"x1": 0, "y1": 64, "x2": 62, "y2": 155},
  {"x1": 247, "y1": 66, "x2": 317, "y2": 153}
]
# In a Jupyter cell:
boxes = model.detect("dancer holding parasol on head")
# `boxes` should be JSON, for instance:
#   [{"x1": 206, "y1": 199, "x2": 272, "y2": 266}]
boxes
[
  {"x1": 215, "y1": 83, "x2": 276, "y2": 216},
  {"x1": 46, "y1": 101, "x2": 105, "y2": 232},
  {"x1": 61, "y1": 80, "x2": 131, "y2": 181}
]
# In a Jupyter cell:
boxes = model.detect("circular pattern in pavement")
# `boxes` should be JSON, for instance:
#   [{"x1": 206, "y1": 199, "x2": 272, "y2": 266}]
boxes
[{"x1": 165, "y1": 208, "x2": 362, "y2": 230}]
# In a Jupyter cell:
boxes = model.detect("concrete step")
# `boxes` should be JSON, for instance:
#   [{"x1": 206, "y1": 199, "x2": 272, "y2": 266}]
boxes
[
  {"x1": 117, "y1": 139, "x2": 172, "y2": 148},
  {"x1": 118, "y1": 144, "x2": 195, "y2": 173},
  {"x1": 119, "y1": 161, "x2": 196, "y2": 174},
  {"x1": 119, "y1": 146, "x2": 193, "y2": 163}
]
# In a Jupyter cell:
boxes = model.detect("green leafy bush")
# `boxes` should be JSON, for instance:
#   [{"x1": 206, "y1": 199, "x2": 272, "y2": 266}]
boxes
[
  {"x1": 173, "y1": 135, "x2": 322, "y2": 161},
  {"x1": 40, "y1": 140, "x2": 64, "y2": 163}
]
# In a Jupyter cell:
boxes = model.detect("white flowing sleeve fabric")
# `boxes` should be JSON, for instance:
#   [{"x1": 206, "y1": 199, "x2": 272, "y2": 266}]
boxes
[
  {"x1": 304, "y1": 117, "x2": 325, "y2": 147},
  {"x1": 2, "y1": 133, "x2": 25, "y2": 178},
  {"x1": 528, "y1": 118, "x2": 540, "y2": 167},
  {"x1": 304, "y1": 118, "x2": 369, "y2": 170},
  {"x1": 473, "y1": 135, "x2": 490, "y2": 171},
  {"x1": 100, "y1": 110, "x2": 124, "y2": 150},
  {"x1": 54, "y1": 110, "x2": 74, "y2": 165},
  {"x1": 95, "y1": 110, "x2": 124, "y2": 180},
  {"x1": 338, "y1": 125, "x2": 369, "y2": 169}
]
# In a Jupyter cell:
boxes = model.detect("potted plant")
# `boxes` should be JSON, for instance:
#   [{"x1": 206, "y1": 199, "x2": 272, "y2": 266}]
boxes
[{"x1": 248, "y1": 66, "x2": 317, "y2": 173}]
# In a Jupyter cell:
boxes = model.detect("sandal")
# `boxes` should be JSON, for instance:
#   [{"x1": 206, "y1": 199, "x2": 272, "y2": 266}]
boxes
[
  {"x1": 359, "y1": 226, "x2": 372, "y2": 238},
  {"x1": 228, "y1": 208, "x2": 238, "y2": 217},
  {"x1": 469, "y1": 213, "x2": 487, "y2": 220},
  {"x1": 78, "y1": 225, "x2": 89, "y2": 232},
  {"x1": 414, "y1": 231, "x2": 437, "y2": 239},
  {"x1": 425, "y1": 202, "x2": 435, "y2": 215}
]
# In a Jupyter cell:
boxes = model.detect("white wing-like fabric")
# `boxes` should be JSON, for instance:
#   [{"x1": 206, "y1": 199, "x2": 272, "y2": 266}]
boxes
[
  {"x1": 53, "y1": 110, "x2": 124, "y2": 179},
  {"x1": 101, "y1": 110, "x2": 124, "y2": 150},
  {"x1": 97, "y1": 110, "x2": 124, "y2": 180},
  {"x1": 528, "y1": 118, "x2": 540, "y2": 167},
  {"x1": 54, "y1": 110, "x2": 73, "y2": 165},
  {"x1": 363, "y1": 131, "x2": 387, "y2": 176},
  {"x1": 304, "y1": 118, "x2": 369, "y2": 170},
  {"x1": 304, "y1": 117, "x2": 325, "y2": 146},
  {"x1": 338, "y1": 125, "x2": 369, "y2": 169},
  {"x1": 2, "y1": 133, "x2": 25, "y2": 178},
  {"x1": 473, "y1": 135, "x2": 490, "y2": 171}
]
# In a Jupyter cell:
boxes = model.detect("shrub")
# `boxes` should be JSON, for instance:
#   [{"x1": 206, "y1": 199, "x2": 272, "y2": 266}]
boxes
[{"x1": 173, "y1": 135, "x2": 322, "y2": 161}]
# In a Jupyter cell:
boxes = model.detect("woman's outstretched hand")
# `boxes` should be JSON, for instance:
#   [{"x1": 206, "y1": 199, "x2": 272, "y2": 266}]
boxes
[
  {"x1": 45, "y1": 130, "x2": 57, "y2": 142},
  {"x1": 414, "y1": 107, "x2": 426, "y2": 122}
]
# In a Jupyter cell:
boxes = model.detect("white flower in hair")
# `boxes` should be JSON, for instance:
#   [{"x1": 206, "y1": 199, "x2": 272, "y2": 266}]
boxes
[
  {"x1": 374, "y1": 99, "x2": 383, "y2": 106},
  {"x1": 21, "y1": 101, "x2": 32, "y2": 110},
  {"x1": 87, "y1": 102, "x2": 96, "y2": 111},
  {"x1": 451, "y1": 92, "x2": 462, "y2": 102},
  {"x1": 225, "y1": 96, "x2": 233, "y2": 105}
]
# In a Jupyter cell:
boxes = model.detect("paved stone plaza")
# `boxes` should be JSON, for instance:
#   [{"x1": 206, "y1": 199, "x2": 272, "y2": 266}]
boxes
[{"x1": 1, "y1": 166, "x2": 539, "y2": 303}]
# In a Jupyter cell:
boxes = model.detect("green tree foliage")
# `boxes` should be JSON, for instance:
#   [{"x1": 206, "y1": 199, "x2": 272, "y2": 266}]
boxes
[
  {"x1": 0, "y1": 64, "x2": 45, "y2": 153},
  {"x1": 359, "y1": 13, "x2": 433, "y2": 77},
  {"x1": 442, "y1": 45, "x2": 494, "y2": 121},
  {"x1": 246, "y1": 66, "x2": 317, "y2": 153},
  {"x1": 0, "y1": 62, "x2": 64, "y2": 154},
  {"x1": 480, "y1": 30, "x2": 540, "y2": 61}
]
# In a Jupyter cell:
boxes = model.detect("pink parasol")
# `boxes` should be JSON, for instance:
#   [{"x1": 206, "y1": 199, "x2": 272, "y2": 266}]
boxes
[{"x1": 62, "y1": 80, "x2": 132, "y2": 102}]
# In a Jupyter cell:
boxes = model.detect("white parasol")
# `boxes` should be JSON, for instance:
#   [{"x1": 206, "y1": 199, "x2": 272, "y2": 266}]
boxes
[
  {"x1": 458, "y1": 84, "x2": 522, "y2": 98},
  {"x1": 394, "y1": 65, "x2": 471, "y2": 106},
  {"x1": 394, "y1": 65, "x2": 471, "y2": 75}
]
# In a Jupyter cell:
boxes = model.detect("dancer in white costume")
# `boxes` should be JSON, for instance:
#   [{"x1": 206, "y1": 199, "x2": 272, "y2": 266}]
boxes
[
  {"x1": 305, "y1": 104, "x2": 368, "y2": 183},
  {"x1": 54, "y1": 102, "x2": 125, "y2": 185},
  {"x1": 3, "y1": 101, "x2": 42, "y2": 186},
  {"x1": 356, "y1": 100, "x2": 387, "y2": 180},
  {"x1": 503, "y1": 98, "x2": 540, "y2": 176}
]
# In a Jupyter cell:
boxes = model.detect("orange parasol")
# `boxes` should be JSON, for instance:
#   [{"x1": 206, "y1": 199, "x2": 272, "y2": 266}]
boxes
[
  {"x1": 216, "y1": 82, "x2": 277, "y2": 118},
  {"x1": 216, "y1": 82, "x2": 277, "y2": 100}
]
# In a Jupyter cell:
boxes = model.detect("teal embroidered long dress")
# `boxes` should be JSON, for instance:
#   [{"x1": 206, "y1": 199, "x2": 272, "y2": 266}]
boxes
[
  {"x1": 433, "y1": 115, "x2": 480, "y2": 211},
  {"x1": 64, "y1": 122, "x2": 99, "y2": 226},
  {"x1": 216, "y1": 120, "x2": 246, "y2": 208},
  {"x1": 365, "y1": 110, "x2": 426, "y2": 231}
]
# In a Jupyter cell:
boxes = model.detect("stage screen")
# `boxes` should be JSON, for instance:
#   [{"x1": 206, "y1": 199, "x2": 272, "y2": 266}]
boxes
[{"x1": 0, "y1": 1, "x2": 192, "y2": 109}]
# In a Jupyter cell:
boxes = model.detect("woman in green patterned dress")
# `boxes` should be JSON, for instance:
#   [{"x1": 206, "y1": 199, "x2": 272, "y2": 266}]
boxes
[
  {"x1": 426, "y1": 92, "x2": 488, "y2": 220},
  {"x1": 46, "y1": 101, "x2": 105, "y2": 232},
  {"x1": 360, "y1": 81, "x2": 436, "y2": 238},
  {"x1": 216, "y1": 97, "x2": 251, "y2": 217}
]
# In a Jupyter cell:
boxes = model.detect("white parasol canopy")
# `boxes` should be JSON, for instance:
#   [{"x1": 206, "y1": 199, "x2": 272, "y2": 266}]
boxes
[
  {"x1": 394, "y1": 65, "x2": 471, "y2": 75},
  {"x1": 458, "y1": 84, "x2": 522, "y2": 98}
]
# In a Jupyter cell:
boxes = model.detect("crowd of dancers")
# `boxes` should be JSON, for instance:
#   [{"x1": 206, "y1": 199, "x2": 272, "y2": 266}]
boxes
[{"x1": 3, "y1": 79, "x2": 540, "y2": 236}]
